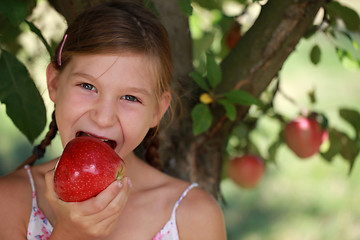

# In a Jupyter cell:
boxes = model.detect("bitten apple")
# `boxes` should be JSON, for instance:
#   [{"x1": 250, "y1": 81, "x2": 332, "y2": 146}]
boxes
[
  {"x1": 284, "y1": 116, "x2": 328, "y2": 159},
  {"x1": 228, "y1": 155, "x2": 265, "y2": 189},
  {"x1": 54, "y1": 136, "x2": 125, "y2": 202}
]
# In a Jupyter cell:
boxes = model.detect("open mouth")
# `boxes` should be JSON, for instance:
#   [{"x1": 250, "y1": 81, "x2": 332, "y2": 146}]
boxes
[{"x1": 76, "y1": 131, "x2": 117, "y2": 149}]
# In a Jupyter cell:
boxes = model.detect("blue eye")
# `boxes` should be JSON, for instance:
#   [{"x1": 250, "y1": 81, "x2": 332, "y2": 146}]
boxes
[
  {"x1": 80, "y1": 83, "x2": 96, "y2": 91},
  {"x1": 121, "y1": 95, "x2": 139, "y2": 102}
]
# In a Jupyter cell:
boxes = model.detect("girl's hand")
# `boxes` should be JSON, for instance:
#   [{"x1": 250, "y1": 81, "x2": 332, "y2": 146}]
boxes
[{"x1": 45, "y1": 169, "x2": 131, "y2": 240}]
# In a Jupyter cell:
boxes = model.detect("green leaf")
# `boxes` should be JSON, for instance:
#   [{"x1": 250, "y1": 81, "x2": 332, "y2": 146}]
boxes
[
  {"x1": 268, "y1": 139, "x2": 282, "y2": 164},
  {"x1": 339, "y1": 136, "x2": 358, "y2": 161},
  {"x1": 0, "y1": 0, "x2": 27, "y2": 26},
  {"x1": 191, "y1": 103, "x2": 213, "y2": 135},
  {"x1": 339, "y1": 108, "x2": 360, "y2": 139},
  {"x1": 192, "y1": 0, "x2": 220, "y2": 10},
  {"x1": 225, "y1": 89, "x2": 261, "y2": 106},
  {"x1": 189, "y1": 71, "x2": 209, "y2": 91},
  {"x1": 310, "y1": 44, "x2": 321, "y2": 65},
  {"x1": 0, "y1": 49, "x2": 46, "y2": 143},
  {"x1": 320, "y1": 128, "x2": 342, "y2": 162},
  {"x1": 339, "y1": 136, "x2": 359, "y2": 174},
  {"x1": 327, "y1": 28, "x2": 336, "y2": 39},
  {"x1": 177, "y1": 0, "x2": 193, "y2": 17},
  {"x1": 25, "y1": 20, "x2": 53, "y2": 58},
  {"x1": 339, "y1": 31, "x2": 359, "y2": 51},
  {"x1": 206, "y1": 53, "x2": 222, "y2": 89},
  {"x1": 326, "y1": 1, "x2": 360, "y2": 32},
  {"x1": 218, "y1": 99, "x2": 236, "y2": 121},
  {"x1": 192, "y1": 32, "x2": 215, "y2": 64},
  {"x1": 0, "y1": 13, "x2": 22, "y2": 44},
  {"x1": 322, "y1": 128, "x2": 359, "y2": 173},
  {"x1": 304, "y1": 25, "x2": 318, "y2": 39},
  {"x1": 335, "y1": 47, "x2": 360, "y2": 69}
]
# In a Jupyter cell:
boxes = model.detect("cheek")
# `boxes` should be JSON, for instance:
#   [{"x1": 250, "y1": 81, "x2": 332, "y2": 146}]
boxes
[
  {"x1": 120, "y1": 110, "x2": 154, "y2": 147},
  {"x1": 54, "y1": 92, "x2": 89, "y2": 147},
  {"x1": 122, "y1": 117, "x2": 151, "y2": 140}
]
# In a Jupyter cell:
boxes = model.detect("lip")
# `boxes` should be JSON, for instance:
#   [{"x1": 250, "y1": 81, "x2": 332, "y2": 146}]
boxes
[{"x1": 76, "y1": 131, "x2": 117, "y2": 149}]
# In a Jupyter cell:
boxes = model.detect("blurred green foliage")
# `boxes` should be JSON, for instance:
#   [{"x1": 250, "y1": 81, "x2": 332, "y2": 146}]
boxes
[
  {"x1": 188, "y1": 0, "x2": 360, "y2": 173},
  {"x1": 221, "y1": 35, "x2": 360, "y2": 239}
]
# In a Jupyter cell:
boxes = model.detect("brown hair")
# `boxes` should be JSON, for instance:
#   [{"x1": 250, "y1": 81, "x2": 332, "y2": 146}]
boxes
[{"x1": 18, "y1": 0, "x2": 173, "y2": 170}]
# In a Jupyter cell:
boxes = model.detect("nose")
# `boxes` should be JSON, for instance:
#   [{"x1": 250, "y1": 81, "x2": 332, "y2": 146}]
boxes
[{"x1": 90, "y1": 97, "x2": 117, "y2": 128}]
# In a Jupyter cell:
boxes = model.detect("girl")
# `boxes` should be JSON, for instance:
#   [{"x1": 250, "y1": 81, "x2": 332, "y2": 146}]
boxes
[{"x1": 0, "y1": 1, "x2": 227, "y2": 240}]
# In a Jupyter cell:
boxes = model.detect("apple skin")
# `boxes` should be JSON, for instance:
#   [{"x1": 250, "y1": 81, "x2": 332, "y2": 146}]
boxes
[
  {"x1": 225, "y1": 22, "x2": 241, "y2": 49},
  {"x1": 54, "y1": 136, "x2": 125, "y2": 202},
  {"x1": 284, "y1": 116, "x2": 328, "y2": 159},
  {"x1": 228, "y1": 155, "x2": 265, "y2": 189}
]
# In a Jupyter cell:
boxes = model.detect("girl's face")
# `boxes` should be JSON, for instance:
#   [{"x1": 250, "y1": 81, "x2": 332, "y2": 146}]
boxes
[{"x1": 47, "y1": 54, "x2": 170, "y2": 159}]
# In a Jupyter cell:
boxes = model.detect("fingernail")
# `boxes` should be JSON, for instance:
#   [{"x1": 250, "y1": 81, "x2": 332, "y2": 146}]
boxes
[
  {"x1": 128, "y1": 178, "x2": 133, "y2": 188},
  {"x1": 118, "y1": 180, "x2": 123, "y2": 188}
]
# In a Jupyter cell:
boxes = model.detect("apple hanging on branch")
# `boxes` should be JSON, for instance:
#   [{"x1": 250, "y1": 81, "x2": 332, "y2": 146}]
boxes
[
  {"x1": 228, "y1": 154, "x2": 265, "y2": 189},
  {"x1": 225, "y1": 21, "x2": 242, "y2": 49},
  {"x1": 54, "y1": 136, "x2": 126, "y2": 202},
  {"x1": 284, "y1": 114, "x2": 328, "y2": 159}
]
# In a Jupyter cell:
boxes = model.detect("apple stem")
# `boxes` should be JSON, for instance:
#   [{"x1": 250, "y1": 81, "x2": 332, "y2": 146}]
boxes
[{"x1": 116, "y1": 164, "x2": 125, "y2": 180}]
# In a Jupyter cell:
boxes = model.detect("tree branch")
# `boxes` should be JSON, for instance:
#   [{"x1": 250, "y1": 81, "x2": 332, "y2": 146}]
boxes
[
  {"x1": 219, "y1": 0, "x2": 325, "y2": 96},
  {"x1": 191, "y1": 0, "x2": 326, "y2": 196}
]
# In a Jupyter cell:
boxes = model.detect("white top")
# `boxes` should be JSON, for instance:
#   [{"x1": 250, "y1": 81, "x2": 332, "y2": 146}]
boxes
[{"x1": 24, "y1": 165, "x2": 198, "y2": 240}]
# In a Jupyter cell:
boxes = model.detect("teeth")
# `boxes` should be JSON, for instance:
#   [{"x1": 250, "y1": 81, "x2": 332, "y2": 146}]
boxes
[
  {"x1": 83, "y1": 132, "x2": 106, "y2": 141},
  {"x1": 77, "y1": 132, "x2": 116, "y2": 149}
]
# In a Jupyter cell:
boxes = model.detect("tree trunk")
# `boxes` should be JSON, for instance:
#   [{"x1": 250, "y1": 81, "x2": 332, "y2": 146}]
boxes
[
  {"x1": 161, "y1": 0, "x2": 325, "y2": 196},
  {"x1": 48, "y1": 0, "x2": 325, "y2": 196}
]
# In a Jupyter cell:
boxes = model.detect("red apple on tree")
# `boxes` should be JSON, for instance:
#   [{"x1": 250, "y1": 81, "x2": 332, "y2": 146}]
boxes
[
  {"x1": 284, "y1": 115, "x2": 328, "y2": 159},
  {"x1": 225, "y1": 22, "x2": 241, "y2": 49},
  {"x1": 54, "y1": 136, "x2": 125, "y2": 202},
  {"x1": 228, "y1": 154, "x2": 265, "y2": 189}
]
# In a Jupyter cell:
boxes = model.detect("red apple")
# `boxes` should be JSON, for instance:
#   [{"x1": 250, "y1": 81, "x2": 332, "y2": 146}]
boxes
[
  {"x1": 54, "y1": 136, "x2": 125, "y2": 202},
  {"x1": 284, "y1": 116, "x2": 328, "y2": 159},
  {"x1": 228, "y1": 155, "x2": 265, "y2": 189},
  {"x1": 225, "y1": 22, "x2": 241, "y2": 49}
]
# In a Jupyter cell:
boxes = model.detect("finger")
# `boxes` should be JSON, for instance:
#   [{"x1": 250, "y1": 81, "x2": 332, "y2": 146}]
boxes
[
  {"x1": 93, "y1": 179, "x2": 131, "y2": 235},
  {"x1": 91, "y1": 177, "x2": 131, "y2": 222},
  {"x1": 63, "y1": 178, "x2": 131, "y2": 237},
  {"x1": 80, "y1": 178, "x2": 126, "y2": 215},
  {"x1": 103, "y1": 177, "x2": 131, "y2": 214},
  {"x1": 98, "y1": 210, "x2": 122, "y2": 236}
]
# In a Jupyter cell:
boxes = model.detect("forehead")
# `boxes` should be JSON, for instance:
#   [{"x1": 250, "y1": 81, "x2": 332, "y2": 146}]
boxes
[{"x1": 65, "y1": 53, "x2": 158, "y2": 87}]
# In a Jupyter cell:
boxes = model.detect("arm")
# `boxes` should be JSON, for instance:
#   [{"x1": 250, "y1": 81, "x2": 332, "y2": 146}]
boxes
[
  {"x1": 45, "y1": 169, "x2": 131, "y2": 240},
  {"x1": 0, "y1": 170, "x2": 32, "y2": 239},
  {"x1": 177, "y1": 188, "x2": 227, "y2": 240}
]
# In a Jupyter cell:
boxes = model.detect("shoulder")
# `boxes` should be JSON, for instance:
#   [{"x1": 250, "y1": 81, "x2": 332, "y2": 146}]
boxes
[
  {"x1": 176, "y1": 184, "x2": 227, "y2": 240},
  {"x1": 0, "y1": 167, "x2": 32, "y2": 205},
  {"x1": 0, "y1": 167, "x2": 32, "y2": 238}
]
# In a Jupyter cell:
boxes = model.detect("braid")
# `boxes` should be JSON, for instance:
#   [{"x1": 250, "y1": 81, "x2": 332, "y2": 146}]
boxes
[
  {"x1": 16, "y1": 111, "x2": 58, "y2": 170},
  {"x1": 143, "y1": 128, "x2": 162, "y2": 170}
]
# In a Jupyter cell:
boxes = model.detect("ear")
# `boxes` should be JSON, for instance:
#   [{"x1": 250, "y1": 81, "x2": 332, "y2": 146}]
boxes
[
  {"x1": 151, "y1": 91, "x2": 171, "y2": 128},
  {"x1": 46, "y1": 63, "x2": 59, "y2": 103}
]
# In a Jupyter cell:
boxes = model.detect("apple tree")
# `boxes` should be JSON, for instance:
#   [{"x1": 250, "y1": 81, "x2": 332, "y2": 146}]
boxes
[{"x1": 1, "y1": 0, "x2": 360, "y2": 196}]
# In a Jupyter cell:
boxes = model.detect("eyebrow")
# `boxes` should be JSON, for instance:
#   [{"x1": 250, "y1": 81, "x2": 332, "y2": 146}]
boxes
[
  {"x1": 124, "y1": 87, "x2": 152, "y2": 97},
  {"x1": 72, "y1": 72, "x2": 152, "y2": 96},
  {"x1": 72, "y1": 72, "x2": 97, "y2": 81}
]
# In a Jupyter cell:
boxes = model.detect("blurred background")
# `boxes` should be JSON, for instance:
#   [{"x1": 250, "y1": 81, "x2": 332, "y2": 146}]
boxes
[{"x1": 1, "y1": 0, "x2": 360, "y2": 239}]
